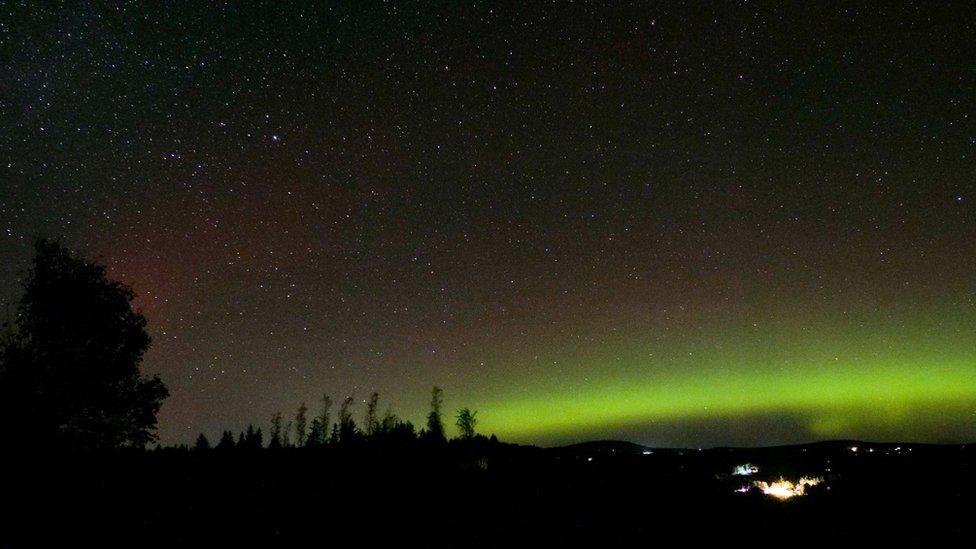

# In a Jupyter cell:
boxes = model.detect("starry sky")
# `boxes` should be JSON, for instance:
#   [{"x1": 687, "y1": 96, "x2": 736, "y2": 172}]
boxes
[{"x1": 2, "y1": 1, "x2": 975, "y2": 447}]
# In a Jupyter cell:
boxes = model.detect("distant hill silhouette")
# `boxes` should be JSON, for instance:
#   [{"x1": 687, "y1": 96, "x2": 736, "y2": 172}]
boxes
[{"x1": 3, "y1": 438, "x2": 974, "y2": 547}]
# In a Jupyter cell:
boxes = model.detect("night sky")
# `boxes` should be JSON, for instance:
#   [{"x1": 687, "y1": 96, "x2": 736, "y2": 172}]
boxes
[{"x1": 2, "y1": 2, "x2": 975, "y2": 447}]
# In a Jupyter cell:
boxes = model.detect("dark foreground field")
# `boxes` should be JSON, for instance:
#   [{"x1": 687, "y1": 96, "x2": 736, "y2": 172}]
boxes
[{"x1": 3, "y1": 439, "x2": 975, "y2": 547}]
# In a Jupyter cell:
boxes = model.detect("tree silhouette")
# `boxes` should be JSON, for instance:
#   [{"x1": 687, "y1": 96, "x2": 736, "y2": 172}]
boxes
[
  {"x1": 216, "y1": 430, "x2": 235, "y2": 450},
  {"x1": 365, "y1": 392, "x2": 380, "y2": 436},
  {"x1": 283, "y1": 420, "x2": 293, "y2": 447},
  {"x1": 306, "y1": 417, "x2": 325, "y2": 447},
  {"x1": 318, "y1": 394, "x2": 332, "y2": 442},
  {"x1": 380, "y1": 409, "x2": 398, "y2": 435},
  {"x1": 393, "y1": 419, "x2": 416, "y2": 443},
  {"x1": 375, "y1": 409, "x2": 417, "y2": 445},
  {"x1": 337, "y1": 396, "x2": 358, "y2": 444},
  {"x1": 194, "y1": 433, "x2": 211, "y2": 451},
  {"x1": 455, "y1": 408, "x2": 478, "y2": 439},
  {"x1": 424, "y1": 386, "x2": 446, "y2": 442},
  {"x1": 269, "y1": 412, "x2": 283, "y2": 449},
  {"x1": 236, "y1": 425, "x2": 262, "y2": 450},
  {"x1": 305, "y1": 393, "x2": 332, "y2": 446},
  {"x1": 0, "y1": 239, "x2": 168, "y2": 450},
  {"x1": 295, "y1": 402, "x2": 308, "y2": 447}
]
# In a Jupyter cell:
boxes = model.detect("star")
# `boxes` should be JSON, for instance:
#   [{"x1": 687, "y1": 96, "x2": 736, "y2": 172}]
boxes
[{"x1": 2, "y1": 1, "x2": 974, "y2": 449}]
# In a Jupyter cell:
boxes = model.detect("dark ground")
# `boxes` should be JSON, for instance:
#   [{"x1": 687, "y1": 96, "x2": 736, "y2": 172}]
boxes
[{"x1": 3, "y1": 439, "x2": 974, "y2": 547}]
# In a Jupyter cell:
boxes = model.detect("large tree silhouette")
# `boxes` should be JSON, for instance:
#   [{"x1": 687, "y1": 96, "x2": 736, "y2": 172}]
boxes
[{"x1": 0, "y1": 239, "x2": 168, "y2": 450}]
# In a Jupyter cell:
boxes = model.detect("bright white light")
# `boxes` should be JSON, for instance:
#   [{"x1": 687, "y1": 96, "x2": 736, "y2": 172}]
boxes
[{"x1": 753, "y1": 477, "x2": 823, "y2": 500}]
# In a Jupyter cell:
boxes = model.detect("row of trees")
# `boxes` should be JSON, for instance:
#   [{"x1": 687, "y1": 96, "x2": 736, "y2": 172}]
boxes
[
  {"x1": 193, "y1": 386, "x2": 481, "y2": 451},
  {"x1": 1, "y1": 239, "x2": 488, "y2": 454}
]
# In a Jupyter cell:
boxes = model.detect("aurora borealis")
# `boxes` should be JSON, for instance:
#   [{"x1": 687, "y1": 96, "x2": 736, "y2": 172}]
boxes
[
  {"x1": 2, "y1": 2, "x2": 974, "y2": 447},
  {"x1": 476, "y1": 308, "x2": 976, "y2": 445}
]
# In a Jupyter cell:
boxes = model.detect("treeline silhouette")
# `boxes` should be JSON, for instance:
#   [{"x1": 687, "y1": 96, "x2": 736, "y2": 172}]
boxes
[
  {"x1": 1, "y1": 240, "x2": 491, "y2": 455},
  {"x1": 187, "y1": 387, "x2": 493, "y2": 453}
]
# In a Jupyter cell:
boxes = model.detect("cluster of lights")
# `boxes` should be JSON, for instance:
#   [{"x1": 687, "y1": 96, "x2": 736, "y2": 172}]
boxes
[
  {"x1": 732, "y1": 463, "x2": 759, "y2": 476},
  {"x1": 849, "y1": 445, "x2": 912, "y2": 456},
  {"x1": 752, "y1": 477, "x2": 823, "y2": 500}
]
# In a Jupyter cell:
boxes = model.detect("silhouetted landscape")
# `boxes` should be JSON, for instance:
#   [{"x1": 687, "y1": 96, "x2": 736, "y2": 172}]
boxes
[
  {"x1": 3, "y1": 2, "x2": 976, "y2": 546},
  {"x1": 5, "y1": 437, "x2": 976, "y2": 546},
  {"x1": 1, "y1": 241, "x2": 974, "y2": 547}
]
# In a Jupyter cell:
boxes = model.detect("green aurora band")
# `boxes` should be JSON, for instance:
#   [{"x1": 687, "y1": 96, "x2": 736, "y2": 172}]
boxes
[{"x1": 458, "y1": 301, "x2": 976, "y2": 445}]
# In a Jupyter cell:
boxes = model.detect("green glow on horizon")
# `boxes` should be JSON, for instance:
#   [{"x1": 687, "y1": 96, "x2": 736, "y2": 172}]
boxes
[
  {"x1": 459, "y1": 302, "x2": 976, "y2": 444},
  {"x1": 476, "y1": 360, "x2": 976, "y2": 440}
]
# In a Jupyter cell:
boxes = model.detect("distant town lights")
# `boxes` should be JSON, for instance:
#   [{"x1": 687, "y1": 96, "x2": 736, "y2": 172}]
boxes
[{"x1": 753, "y1": 477, "x2": 823, "y2": 500}]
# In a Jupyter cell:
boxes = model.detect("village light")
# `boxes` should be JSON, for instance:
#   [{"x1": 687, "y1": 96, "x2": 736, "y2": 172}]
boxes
[{"x1": 752, "y1": 477, "x2": 823, "y2": 500}]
